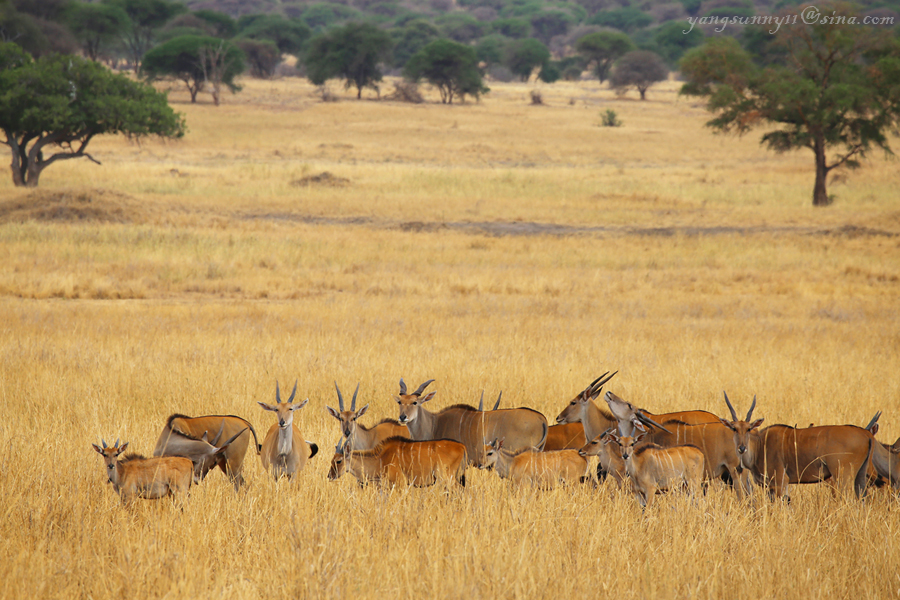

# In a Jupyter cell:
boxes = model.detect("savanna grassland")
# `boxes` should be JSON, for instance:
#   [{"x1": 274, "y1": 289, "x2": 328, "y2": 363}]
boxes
[{"x1": 1, "y1": 76, "x2": 899, "y2": 600}]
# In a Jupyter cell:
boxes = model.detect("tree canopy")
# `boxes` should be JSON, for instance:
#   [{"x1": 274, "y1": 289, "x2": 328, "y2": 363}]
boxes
[
  {"x1": 404, "y1": 38, "x2": 488, "y2": 104},
  {"x1": 141, "y1": 34, "x2": 245, "y2": 104},
  {"x1": 680, "y1": 5, "x2": 900, "y2": 206},
  {"x1": 576, "y1": 30, "x2": 634, "y2": 83},
  {"x1": 0, "y1": 42, "x2": 184, "y2": 187},
  {"x1": 609, "y1": 49, "x2": 668, "y2": 100},
  {"x1": 504, "y1": 37, "x2": 550, "y2": 81},
  {"x1": 305, "y1": 22, "x2": 393, "y2": 99}
]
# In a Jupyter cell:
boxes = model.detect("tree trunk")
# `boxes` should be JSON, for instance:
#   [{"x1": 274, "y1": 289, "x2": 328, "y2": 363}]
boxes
[
  {"x1": 638, "y1": 86, "x2": 647, "y2": 100},
  {"x1": 813, "y1": 135, "x2": 831, "y2": 207}
]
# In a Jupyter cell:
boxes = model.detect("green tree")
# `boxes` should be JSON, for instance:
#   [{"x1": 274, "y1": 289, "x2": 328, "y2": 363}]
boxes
[
  {"x1": 651, "y1": 20, "x2": 704, "y2": 66},
  {"x1": 492, "y1": 17, "x2": 530, "y2": 39},
  {"x1": 609, "y1": 49, "x2": 668, "y2": 100},
  {"x1": 192, "y1": 9, "x2": 236, "y2": 38},
  {"x1": 475, "y1": 33, "x2": 509, "y2": 68},
  {"x1": 305, "y1": 22, "x2": 393, "y2": 99},
  {"x1": 587, "y1": 8, "x2": 652, "y2": 33},
  {"x1": 680, "y1": 9, "x2": 900, "y2": 207},
  {"x1": 576, "y1": 30, "x2": 634, "y2": 83},
  {"x1": 529, "y1": 9, "x2": 574, "y2": 45},
  {"x1": 0, "y1": 42, "x2": 184, "y2": 187},
  {"x1": 141, "y1": 35, "x2": 245, "y2": 104},
  {"x1": 505, "y1": 37, "x2": 550, "y2": 81},
  {"x1": 236, "y1": 38, "x2": 280, "y2": 78},
  {"x1": 103, "y1": 0, "x2": 186, "y2": 71},
  {"x1": 391, "y1": 19, "x2": 439, "y2": 68},
  {"x1": 64, "y1": 1, "x2": 129, "y2": 61},
  {"x1": 238, "y1": 15, "x2": 311, "y2": 57},
  {"x1": 404, "y1": 38, "x2": 488, "y2": 104}
]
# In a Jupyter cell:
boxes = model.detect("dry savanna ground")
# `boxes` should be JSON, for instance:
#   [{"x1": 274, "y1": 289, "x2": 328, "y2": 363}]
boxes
[{"x1": 0, "y1": 75, "x2": 899, "y2": 600}]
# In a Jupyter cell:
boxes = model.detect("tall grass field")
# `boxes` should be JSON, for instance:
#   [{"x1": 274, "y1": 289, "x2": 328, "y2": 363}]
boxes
[{"x1": 0, "y1": 77, "x2": 898, "y2": 599}]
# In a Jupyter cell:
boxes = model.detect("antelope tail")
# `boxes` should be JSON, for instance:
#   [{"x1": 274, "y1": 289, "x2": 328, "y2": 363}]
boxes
[
  {"x1": 308, "y1": 442, "x2": 319, "y2": 460},
  {"x1": 855, "y1": 435, "x2": 874, "y2": 499},
  {"x1": 536, "y1": 422, "x2": 548, "y2": 452}
]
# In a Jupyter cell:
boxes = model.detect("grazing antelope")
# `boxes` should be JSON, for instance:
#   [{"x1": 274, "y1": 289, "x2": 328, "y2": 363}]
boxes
[
  {"x1": 479, "y1": 439, "x2": 590, "y2": 488},
  {"x1": 93, "y1": 438, "x2": 193, "y2": 507},
  {"x1": 857, "y1": 411, "x2": 900, "y2": 490},
  {"x1": 325, "y1": 382, "x2": 408, "y2": 451},
  {"x1": 327, "y1": 436, "x2": 467, "y2": 487},
  {"x1": 395, "y1": 378, "x2": 547, "y2": 465},
  {"x1": 578, "y1": 428, "x2": 627, "y2": 486},
  {"x1": 258, "y1": 380, "x2": 318, "y2": 481},
  {"x1": 604, "y1": 390, "x2": 720, "y2": 436},
  {"x1": 154, "y1": 413, "x2": 261, "y2": 491},
  {"x1": 720, "y1": 393, "x2": 874, "y2": 500},
  {"x1": 606, "y1": 432, "x2": 704, "y2": 508}
]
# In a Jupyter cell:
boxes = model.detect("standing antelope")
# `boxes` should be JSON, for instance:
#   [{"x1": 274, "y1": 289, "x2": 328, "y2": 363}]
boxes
[
  {"x1": 154, "y1": 413, "x2": 261, "y2": 491},
  {"x1": 395, "y1": 378, "x2": 547, "y2": 465},
  {"x1": 720, "y1": 392, "x2": 874, "y2": 500},
  {"x1": 258, "y1": 380, "x2": 318, "y2": 481},
  {"x1": 478, "y1": 439, "x2": 590, "y2": 488},
  {"x1": 604, "y1": 390, "x2": 721, "y2": 436},
  {"x1": 325, "y1": 382, "x2": 408, "y2": 450},
  {"x1": 606, "y1": 432, "x2": 704, "y2": 508},
  {"x1": 490, "y1": 389, "x2": 584, "y2": 451},
  {"x1": 93, "y1": 438, "x2": 194, "y2": 507},
  {"x1": 864, "y1": 413, "x2": 900, "y2": 489},
  {"x1": 555, "y1": 372, "x2": 620, "y2": 478},
  {"x1": 327, "y1": 436, "x2": 467, "y2": 487}
]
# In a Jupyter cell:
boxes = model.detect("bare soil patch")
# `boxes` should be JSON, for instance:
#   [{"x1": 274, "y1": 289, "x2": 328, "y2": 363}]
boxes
[{"x1": 290, "y1": 171, "x2": 351, "y2": 187}]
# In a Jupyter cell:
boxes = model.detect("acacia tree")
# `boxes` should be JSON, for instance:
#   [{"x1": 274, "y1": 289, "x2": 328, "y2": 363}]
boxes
[
  {"x1": 504, "y1": 38, "x2": 550, "y2": 82},
  {"x1": 680, "y1": 4, "x2": 900, "y2": 207},
  {"x1": 609, "y1": 50, "x2": 668, "y2": 100},
  {"x1": 103, "y1": 0, "x2": 186, "y2": 71},
  {"x1": 64, "y1": 1, "x2": 130, "y2": 62},
  {"x1": 141, "y1": 35, "x2": 244, "y2": 104},
  {"x1": 575, "y1": 31, "x2": 634, "y2": 83},
  {"x1": 0, "y1": 42, "x2": 184, "y2": 187},
  {"x1": 403, "y1": 39, "x2": 488, "y2": 104},
  {"x1": 305, "y1": 22, "x2": 392, "y2": 99}
]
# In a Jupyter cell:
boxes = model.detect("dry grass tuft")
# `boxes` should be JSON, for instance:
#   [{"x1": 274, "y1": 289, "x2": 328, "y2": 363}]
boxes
[
  {"x1": 291, "y1": 171, "x2": 351, "y2": 187},
  {"x1": 0, "y1": 188, "x2": 144, "y2": 224}
]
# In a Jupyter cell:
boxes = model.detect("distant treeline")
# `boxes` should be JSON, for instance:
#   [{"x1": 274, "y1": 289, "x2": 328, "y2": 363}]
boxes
[{"x1": 2, "y1": 0, "x2": 897, "y2": 82}]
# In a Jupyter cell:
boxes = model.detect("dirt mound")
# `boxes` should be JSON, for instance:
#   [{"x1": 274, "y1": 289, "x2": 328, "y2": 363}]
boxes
[
  {"x1": 291, "y1": 172, "x2": 350, "y2": 187},
  {"x1": 0, "y1": 188, "x2": 143, "y2": 224}
]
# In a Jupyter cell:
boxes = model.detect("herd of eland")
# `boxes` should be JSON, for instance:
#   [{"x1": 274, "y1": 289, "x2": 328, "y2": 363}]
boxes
[{"x1": 93, "y1": 371, "x2": 899, "y2": 508}]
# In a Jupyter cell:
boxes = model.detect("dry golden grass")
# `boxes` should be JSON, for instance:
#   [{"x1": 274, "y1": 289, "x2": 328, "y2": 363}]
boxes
[{"x1": 0, "y1": 75, "x2": 899, "y2": 599}]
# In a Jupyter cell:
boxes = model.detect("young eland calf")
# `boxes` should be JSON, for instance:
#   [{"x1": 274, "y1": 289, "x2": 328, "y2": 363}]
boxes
[
  {"x1": 478, "y1": 438, "x2": 591, "y2": 489},
  {"x1": 93, "y1": 439, "x2": 194, "y2": 507}
]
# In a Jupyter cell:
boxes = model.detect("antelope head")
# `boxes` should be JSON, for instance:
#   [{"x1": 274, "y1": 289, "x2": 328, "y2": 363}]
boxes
[
  {"x1": 92, "y1": 438, "x2": 128, "y2": 485},
  {"x1": 578, "y1": 428, "x2": 616, "y2": 457},
  {"x1": 478, "y1": 438, "x2": 504, "y2": 470},
  {"x1": 327, "y1": 438, "x2": 349, "y2": 481},
  {"x1": 719, "y1": 391, "x2": 764, "y2": 467},
  {"x1": 604, "y1": 390, "x2": 672, "y2": 435},
  {"x1": 555, "y1": 371, "x2": 618, "y2": 424},
  {"x1": 605, "y1": 431, "x2": 644, "y2": 462},
  {"x1": 326, "y1": 382, "x2": 366, "y2": 439},
  {"x1": 395, "y1": 378, "x2": 435, "y2": 425},
  {"x1": 258, "y1": 380, "x2": 309, "y2": 428}
]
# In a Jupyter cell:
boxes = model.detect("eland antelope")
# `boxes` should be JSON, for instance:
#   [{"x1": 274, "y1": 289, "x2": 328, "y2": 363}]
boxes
[
  {"x1": 327, "y1": 436, "x2": 467, "y2": 487},
  {"x1": 478, "y1": 439, "x2": 590, "y2": 488},
  {"x1": 326, "y1": 382, "x2": 408, "y2": 450},
  {"x1": 93, "y1": 438, "x2": 194, "y2": 507},
  {"x1": 258, "y1": 380, "x2": 318, "y2": 481}
]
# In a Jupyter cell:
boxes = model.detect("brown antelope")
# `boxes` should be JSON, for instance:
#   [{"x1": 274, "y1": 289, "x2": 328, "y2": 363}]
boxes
[
  {"x1": 258, "y1": 380, "x2": 318, "y2": 481},
  {"x1": 578, "y1": 428, "x2": 627, "y2": 486},
  {"x1": 327, "y1": 436, "x2": 467, "y2": 487},
  {"x1": 325, "y1": 382, "x2": 408, "y2": 451},
  {"x1": 642, "y1": 420, "x2": 751, "y2": 497},
  {"x1": 604, "y1": 390, "x2": 720, "y2": 436},
  {"x1": 395, "y1": 378, "x2": 547, "y2": 465},
  {"x1": 479, "y1": 439, "x2": 590, "y2": 488},
  {"x1": 489, "y1": 389, "x2": 584, "y2": 451},
  {"x1": 720, "y1": 393, "x2": 874, "y2": 500},
  {"x1": 555, "y1": 373, "x2": 621, "y2": 479},
  {"x1": 606, "y1": 432, "x2": 704, "y2": 508},
  {"x1": 153, "y1": 413, "x2": 261, "y2": 491},
  {"x1": 93, "y1": 438, "x2": 193, "y2": 507}
]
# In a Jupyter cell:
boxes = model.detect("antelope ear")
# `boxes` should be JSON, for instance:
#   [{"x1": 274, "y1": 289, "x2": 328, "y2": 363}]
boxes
[
  {"x1": 356, "y1": 404, "x2": 369, "y2": 418},
  {"x1": 870, "y1": 423, "x2": 879, "y2": 436},
  {"x1": 257, "y1": 402, "x2": 277, "y2": 412},
  {"x1": 750, "y1": 419, "x2": 765, "y2": 429},
  {"x1": 720, "y1": 419, "x2": 737, "y2": 431},
  {"x1": 291, "y1": 398, "x2": 309, "y2": 411},
  {"x1": 325, "y1": 406, "x2": 340, "y2": 419},
  {"x1": 420, "y1": 391, "x2": 436, "y2": 403},
  {"x1": 116, "y1": 443, "x2": 128, "y2": 455},
  {"x1": 395, "y1": 396, "x2": 402, "y2": 404},
  {"x1": 635, "y1": 432, "x2": 647, "y2": 443},
  {"x1": 92, "y1": 444, "x2": 103, "y2": 454}
]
